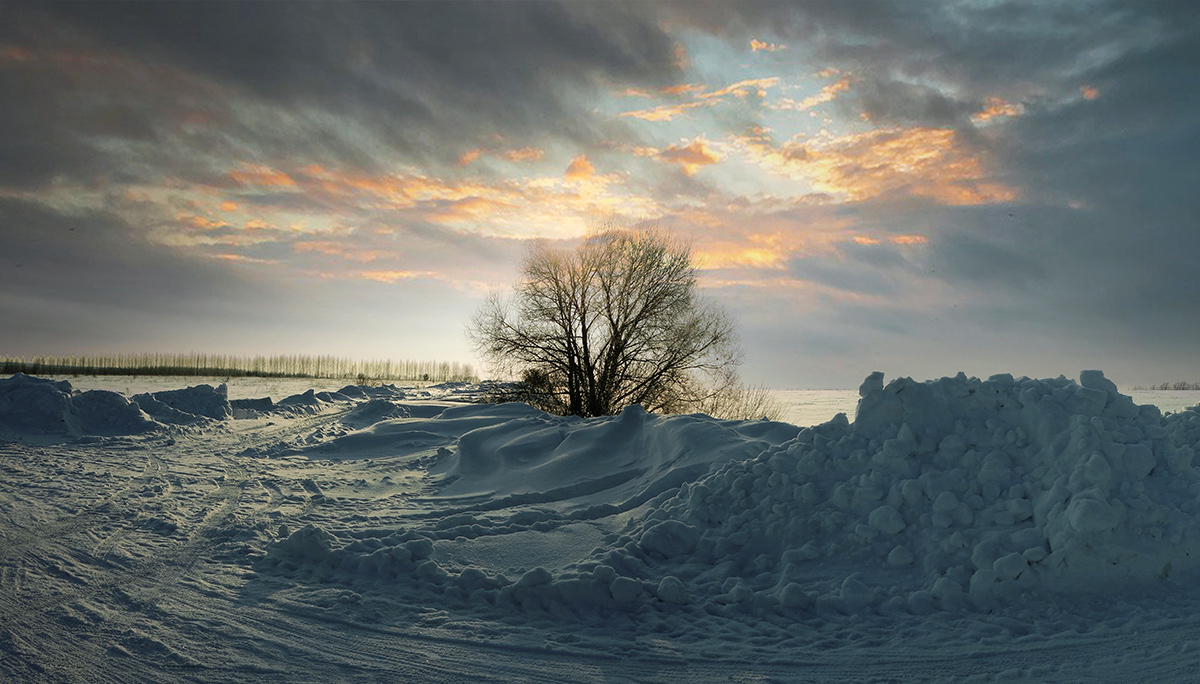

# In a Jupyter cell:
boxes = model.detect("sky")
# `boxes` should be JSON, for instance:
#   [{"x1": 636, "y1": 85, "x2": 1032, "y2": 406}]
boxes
[{"x1": 1, "y1": 1, "x2": 1198, "y2": 389}]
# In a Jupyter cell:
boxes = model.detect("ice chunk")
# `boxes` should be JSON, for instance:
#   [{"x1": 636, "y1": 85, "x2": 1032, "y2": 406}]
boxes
[
  {"x1": 655, "y1": 576, "x2": 688, "y2": 604},
  {"x1": 868, "y1": 505, "x2": 906, "y2": 535},
  {"x1": 1079, "y1": 370, "x2": 1119, "y2": 396}
]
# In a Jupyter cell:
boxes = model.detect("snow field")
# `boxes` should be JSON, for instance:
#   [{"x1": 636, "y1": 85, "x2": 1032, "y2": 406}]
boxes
[{"x1": 4, "y1": 370, "x2": 1200, "y2": 682}]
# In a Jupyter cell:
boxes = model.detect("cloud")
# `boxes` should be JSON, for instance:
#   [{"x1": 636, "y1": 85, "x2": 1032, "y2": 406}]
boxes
[
  {"x1": 971, "y1": 97, "x2": 1025, "y2": 124},
  {"x1": 620, "y1": 77, "x2": 780, "y2": 121},
  {"x1": 767, "y1": 76, "x2": 854, "y2": 112},
  {"x1": 2, "y1": 2, "x2": 682, "y2": 187},
  {"x1": 748, "y1": 127, "x2": 1017, "y2": 205},
  {"x1": 228, "y1": 164, "x2": 298, "y2": 188},
  {"x1": 503, "y1": 147, "x2": 545, "y2": 163},
  {"x1": 657, "y1": 139, "x2": 722, "y2": 176},
  {"x1": 848, "y1": 78, "x2": 974, "y2": 127},
  {"x1": 750, "y1": 39, "x2": 786, "y2": 52},
  {"x1": 620, "y1": 100, "x2": 710, "y2": 122},
  {"x1": 565, "y1": 155, "x2": 595, "y2": 179},
  {"x1": 0, "y1": 196, "x2": 274, "y2": 348}
]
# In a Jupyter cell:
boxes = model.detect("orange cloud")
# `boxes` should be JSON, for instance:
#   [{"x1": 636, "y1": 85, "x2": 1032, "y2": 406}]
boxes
[
  {"x1": 219, "y1": 200, "x2": 238, "y2": 212},
  {"x1": 295, "y1": 241, "x2": 387, "y2": 262},
  {"x1": 730, "y1": 126, "x2": 774, "y2": 146},
  {"x1": 698, "y1": 245, "x2": 786, "y2": 269},
  {"x1": 565, "y1": 155, "x2": 595, "y2": 179},
  {"x1": 292, "y1": 164, "x2": 661, "y2": 238},
  {"x1": 661, "y1": 83, "x2": 707, "y2": 96},
  {"x1": 620, "y1": 100, "x2": 709, "y2": 122},
  {"x1": 750, "y1": 39, "x2": 787, "y2": 52},
  {"x1": 214, "y1": 253, "x2": 276, "y2": 265},
  {"x1": 228, "y1": 163, "x2": 297, "y2": 188},
  {"x1": 179, "y1": 214, "x2": 230, "y2": 231},
  {"x1": 358, "y1": 270, "x2": 440, "y2": 284},
  {"x1": 424, "y1": 196, "x2": 515, "y2": 224},
  {"x1": 620, "y1": 78, "x2": 780, "y2": 122},
  {"x1": 700, "y1": 77, "x2": 780, "y2": 101},
  {"x1": 750, "y1": 127, "x2": 1017, "y2": 205},
  {"x1": 458, "y1": 148, "x2": 483, "y2": 165},
  {"x1": 244, "y1": 219, "x2": 275, "y2": 231},
  {"x1": 504, "y1": 147, "x2": 544, "y2": 163},
  {"x1": 768, "y1": 77, "x2": 854, "y2": 112},
  {"x1": 658, "y1": 139, "x2": 721, "y2": 176},
  {"x1": 853, "y1": 234, "x2": 927, "y2": 246},
  {"x1": 971, "y1": 97, "x2": 1025, "y2": 123},
  {"x1": 1081, "y1": 85, "x2": 1101, "y2": 100}
]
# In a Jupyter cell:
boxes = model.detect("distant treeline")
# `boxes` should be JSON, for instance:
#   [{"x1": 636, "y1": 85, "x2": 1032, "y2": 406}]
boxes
[
  {"x1": 0, "y1": 353, "x2": 477, "y2": 383},
  {"x1": 1133, "y1": 381, "x2": 1200, "y2": 391}
]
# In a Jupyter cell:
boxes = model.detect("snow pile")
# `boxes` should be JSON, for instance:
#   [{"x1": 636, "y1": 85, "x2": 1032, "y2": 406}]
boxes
[
  {"x1": 338, "y1": 398, "x2": 411, "y2": 428},
  {"x1": 132, "y1": 383, "x2": 232, "y2": 423},
  {"x1": 272, "y1": 388, "x2": 360, "y2": 416},
  {"x1": 607, "y1": 370, "x2": 1200, "y2": 615},
  {"x1": 0, "y1": 373, "x2": 157, "y2": 435}
]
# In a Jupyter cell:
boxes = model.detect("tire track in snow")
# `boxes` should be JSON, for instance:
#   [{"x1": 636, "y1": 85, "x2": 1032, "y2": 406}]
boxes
[
  {"x1": 0, "y1": 445, "x2": 255, "y2": 681},
  {"x1": 0, "y1": 401, "x2": 364, "y2": 681},
  {"x1": 0, "y1": 447, "x2": 173, "y2": 562}
]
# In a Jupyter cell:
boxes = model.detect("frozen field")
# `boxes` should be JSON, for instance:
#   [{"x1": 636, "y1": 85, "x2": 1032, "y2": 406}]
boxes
[{"x1": 3, "y1": 371, "x2": 1200, "y2": 682}]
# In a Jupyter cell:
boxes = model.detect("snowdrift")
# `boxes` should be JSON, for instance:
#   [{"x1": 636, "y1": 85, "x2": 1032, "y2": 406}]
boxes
[
  {"x1": 0, "y1": 374, "x2": 426, "y2": 434},
  {"x1": 133, "y1": 383, "x2": 233, "y2": 423},
  {"x1": 262, "y1": 370, "x2": 1200, "y2": 620},
  {"x1": 0, "y1": 373, "x2": 156, "y2": 435}
]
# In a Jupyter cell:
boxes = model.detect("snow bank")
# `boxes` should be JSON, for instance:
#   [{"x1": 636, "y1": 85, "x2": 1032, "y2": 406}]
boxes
[
  {"x1": 132, "y1": 383, "x2": 232, "y2": 423},
  {"x1": 260, "y1": 370, "x2": 1200, "y2": 622},
  {"x1": 606, "y1": 370, "x2": 1200, "y2": 615},
  {"x1": 0, "y1": 373, "x2": 157, "y2": 435}
]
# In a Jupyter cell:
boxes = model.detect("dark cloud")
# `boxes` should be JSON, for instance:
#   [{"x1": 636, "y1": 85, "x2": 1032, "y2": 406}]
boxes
[
  {"x1": 787, "y1": 241, "x2": 918, "y2": 297},
  {"x1": 0, "y1": 196, "x2": 285, "y2": 352},
  {"x1": 0, "y1": 197, "x2": 250, "y2": 311},
  {"x1": 841, "y1": 79, "x2": 974, "y2": 128},
  {"x1": 1, "y1": 1, "x2": 681, "y2": 182}
]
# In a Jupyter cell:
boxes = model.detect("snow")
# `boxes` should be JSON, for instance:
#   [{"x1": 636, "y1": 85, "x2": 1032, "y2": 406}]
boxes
[{"x1": 3, "y1": 370, "x2": 1200, "y2": 682}]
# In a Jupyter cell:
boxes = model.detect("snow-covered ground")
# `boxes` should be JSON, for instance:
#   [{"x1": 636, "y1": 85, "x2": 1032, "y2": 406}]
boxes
[{"x1": 3, "y1": 371, "x2": 1200, "y2": 683}]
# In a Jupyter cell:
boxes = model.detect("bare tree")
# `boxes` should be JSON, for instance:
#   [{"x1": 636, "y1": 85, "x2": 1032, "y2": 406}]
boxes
[{"x1": 469, "y1": 227, "x2": 750, "y2": 418}]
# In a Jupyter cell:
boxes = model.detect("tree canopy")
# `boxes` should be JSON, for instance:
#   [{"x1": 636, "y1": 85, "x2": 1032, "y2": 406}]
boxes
[{"x1": 469, "y1": 228, "x2": 748, "y2": 417}]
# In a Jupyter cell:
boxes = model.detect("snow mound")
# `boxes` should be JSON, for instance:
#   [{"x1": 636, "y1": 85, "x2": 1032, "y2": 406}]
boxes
[
  {"x1": 297, "y1": 401, "x2": 546, "y2": 459},
  {"x1": 603, "y1": 370, "x2": 1200, "y2": 615},
  {"x1": 438, "y1": 403, "x2": 796, "y2": 512},
  {"x1": 272, "y1": 388, "x2": 355, "y2": 416},
  {"x1": 0, "y1": 373, "x2": 157, "y2": 435},
  {"x1": 339, "y1": 399, "x2": 411, "y2": 428},
  {"x1": 133, "y1": 383, "x2": 232, "y2": 423}
]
